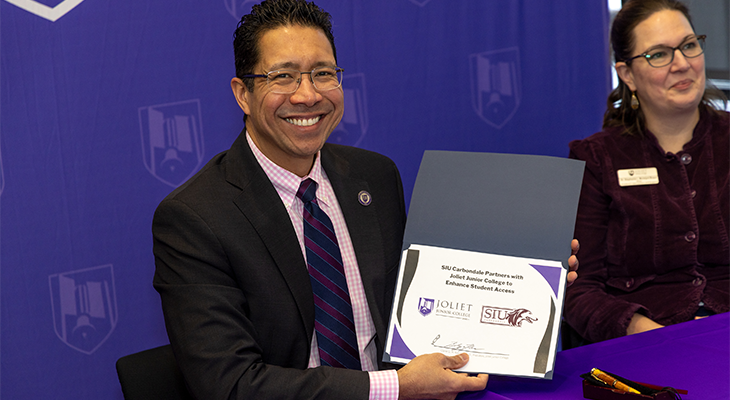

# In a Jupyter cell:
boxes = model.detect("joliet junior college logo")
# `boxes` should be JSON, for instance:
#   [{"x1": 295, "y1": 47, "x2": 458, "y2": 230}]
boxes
[
  {"x1": 481, "y1": 306, "x2": 537, "y2": 327},
  {"x1": 469, "y1": 47, "x2": 522, "y2": 129},
  {"x1": 49, "y1": 265, "x2": 118, "y2": 354},
  {"x1": 139, "y1": 99, "x2": 205, "y2": 187},
  {"x1": 418, "y1": 298, "x2": 435, "y2": 316},
  {"x1": 418, "y1": 298, "x2": 473, "y2": 319},
  {"x1": 4, "y1": 0, "x2": 85, "y2": 22}
]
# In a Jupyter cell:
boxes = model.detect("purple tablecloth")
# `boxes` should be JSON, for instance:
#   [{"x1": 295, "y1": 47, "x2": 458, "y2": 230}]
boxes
[{"x1": 458, "y1": 312, "x2": 729, "y2": 400}]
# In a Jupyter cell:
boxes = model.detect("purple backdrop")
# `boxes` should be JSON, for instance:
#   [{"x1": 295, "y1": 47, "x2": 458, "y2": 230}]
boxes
[{"x1": 0, "y1": 0, "x2": 609, "y2": 398}]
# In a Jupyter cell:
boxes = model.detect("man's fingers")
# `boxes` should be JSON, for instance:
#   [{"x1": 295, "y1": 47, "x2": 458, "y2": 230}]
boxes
[
  {"x1": 398, "y1": 353, "x2": 489, "y2": 399},
  {"x1": 458, "y1": 373, "x2": 489, "y2": 392},
  {"x1": 442, "y1": 354, "x2": 488, "y2": 391},
  {"x1": 442, "y1": 353, "x2": 469, "y2": 370}
]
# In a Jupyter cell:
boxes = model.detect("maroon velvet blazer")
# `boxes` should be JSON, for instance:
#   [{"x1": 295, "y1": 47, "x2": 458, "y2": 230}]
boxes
[{"x1": 565, "y1": 110, "x2": 729, "y2": 343}]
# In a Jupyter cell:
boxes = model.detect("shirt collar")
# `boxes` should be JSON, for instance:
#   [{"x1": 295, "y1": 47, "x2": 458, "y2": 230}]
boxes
[{"x1": 246, "y1": 131, "x2": 330, "y2": 207}]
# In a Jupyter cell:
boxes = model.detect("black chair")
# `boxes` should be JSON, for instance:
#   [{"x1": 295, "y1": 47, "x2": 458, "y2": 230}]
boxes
[{"x1": 116, "y1": 344, "x2": 195, "y2": 400}]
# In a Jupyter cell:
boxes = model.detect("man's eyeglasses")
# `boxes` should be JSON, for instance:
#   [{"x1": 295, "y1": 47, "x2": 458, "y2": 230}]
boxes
[
  {"x1": 243, "y1": 67, "x2": 344, "y2": 94},
  {"x1": 623, "y1": 35, "x2": 706, "y2": 68}
]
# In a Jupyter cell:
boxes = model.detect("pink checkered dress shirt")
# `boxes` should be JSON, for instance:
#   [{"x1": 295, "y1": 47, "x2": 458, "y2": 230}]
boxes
[{"x1": 247, "y1": 133, "x2": 398, "y2": 400}]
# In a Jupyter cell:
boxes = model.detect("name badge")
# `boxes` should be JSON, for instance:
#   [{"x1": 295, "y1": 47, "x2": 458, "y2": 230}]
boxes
[{"x1": 617, "y1": 167, "x2": 659, "y2": 187}]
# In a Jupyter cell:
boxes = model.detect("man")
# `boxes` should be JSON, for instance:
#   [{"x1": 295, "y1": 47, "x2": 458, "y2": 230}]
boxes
[{"x1": 153, "y1": 1, "x2": 578, "y2": 399}]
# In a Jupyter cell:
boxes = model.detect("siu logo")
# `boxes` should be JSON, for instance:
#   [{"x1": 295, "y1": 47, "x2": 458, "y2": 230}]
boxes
[
  {"x1": 49, "y1": 265, "x2": 118, "y2": 354},
  {"x1": 480, "y1": 306, "x2": 537, "y2": 327},
  {"x1": 139, "y1": 99, "x2": 205, "y2": 187},
  {"x1": 4, "y1": 0, "x2": 84, "y2": 22},
  {"x1": 469, "y1": 47, "x2": 522, "y2": 129},
  {"x1": 418, "y1": 297, "x2": 435, "y2": 316},
  {"x1": 506, "y1": 308, "x2": 537, "y2": 327}
]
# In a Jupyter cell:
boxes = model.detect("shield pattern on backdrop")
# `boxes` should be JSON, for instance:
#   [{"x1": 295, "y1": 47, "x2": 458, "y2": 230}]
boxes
[
  {"x1": 4, "y1": 0, "x2": 85, "y2": 22},
  {"x1": 49, "y1": 264, "x2": 118, "y2": 355},
  {"x1": 469, "y1": 47, "x2": 522, "y2": 129},
  {"x1": 139, "y1": 99, "x2": 205, "y2": 187},
  {"x1": 329, "y1": 73, "x2": 369, "y2": 147}
]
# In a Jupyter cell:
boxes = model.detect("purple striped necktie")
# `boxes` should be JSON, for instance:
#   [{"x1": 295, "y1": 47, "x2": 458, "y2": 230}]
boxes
[{"x1": 296, "y1": 178, "x2": 362, "y2": 370}]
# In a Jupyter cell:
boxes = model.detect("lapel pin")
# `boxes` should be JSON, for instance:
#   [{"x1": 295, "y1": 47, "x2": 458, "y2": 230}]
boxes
[{"x1": 358, "y1": 190, "x2": 372, "y2": 206}]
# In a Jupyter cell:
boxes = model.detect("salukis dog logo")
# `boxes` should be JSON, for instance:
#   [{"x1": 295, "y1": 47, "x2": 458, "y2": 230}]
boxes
[{"x1": 506, "y1": 308, "x2": 537, "y2": 327}]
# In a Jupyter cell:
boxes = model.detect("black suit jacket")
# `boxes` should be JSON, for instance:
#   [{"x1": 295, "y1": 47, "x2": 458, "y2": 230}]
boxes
[{"x1": 153, "y1": 132, "x2": 406, "y2": 399}]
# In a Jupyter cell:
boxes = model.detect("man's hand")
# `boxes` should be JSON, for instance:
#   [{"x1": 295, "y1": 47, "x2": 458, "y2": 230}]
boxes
[
  {"x1": 567, "y1": 239, "x2": 579, "y2": 286},
  {"x1": 397, "y1": 353, "x2": 488, "y2": 400}
]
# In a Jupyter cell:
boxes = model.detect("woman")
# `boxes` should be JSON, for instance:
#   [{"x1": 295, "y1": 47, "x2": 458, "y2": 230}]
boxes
[{"x1": 565, "y1": 0, "x2": 729, "y2": 344}]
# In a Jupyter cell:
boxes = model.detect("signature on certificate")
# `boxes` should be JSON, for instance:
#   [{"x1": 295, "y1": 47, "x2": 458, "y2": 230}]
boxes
[
  {"x1": 430, "y1": 334, "x2": 508, "y2": 357},
  {"x1": 431, "y1": 334, "x2": 484, "y2": 352}
]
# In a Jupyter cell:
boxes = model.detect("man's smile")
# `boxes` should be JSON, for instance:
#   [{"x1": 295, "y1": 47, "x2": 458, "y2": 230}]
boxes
[{"x1": 285, "y1": 116, "x2": 322, "y2": 127}]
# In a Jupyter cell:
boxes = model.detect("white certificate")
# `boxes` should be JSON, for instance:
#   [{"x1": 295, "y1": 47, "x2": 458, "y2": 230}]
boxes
[{"x1": 384, "y1": 244, "x2": 566, "y2": 379}]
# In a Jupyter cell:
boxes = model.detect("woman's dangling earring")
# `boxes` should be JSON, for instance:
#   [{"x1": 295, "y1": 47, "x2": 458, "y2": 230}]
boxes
[{"x1": 630, "y1": 91, "x2": 639, "y2": 110}]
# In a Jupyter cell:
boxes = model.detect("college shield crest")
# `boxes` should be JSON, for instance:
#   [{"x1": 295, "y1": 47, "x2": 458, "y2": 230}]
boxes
[
  {"x1": 418, "y1": 298, "x2": 435, "y2": 316},
  {"x1": 4, "y1": 0, "x2": 84, "y2": 22},
  {"x1": 0, "y1": 140, "x2": 5, "y2": 197},
  {"x1": 139, "y1": 99, "x2": 205, "y2": 187},
  {"x1": 49, "y1": 264, "x2": 118, "y2": 355},
  {"x1": 408, "y1": 0, "x2": 433, "y2": 6},
  {"x1": 469, "y1": 47, "x2": 522, "y2": 129},
  {"x1": 329, "y1": 73, "x2": 369, "y2": 147}
]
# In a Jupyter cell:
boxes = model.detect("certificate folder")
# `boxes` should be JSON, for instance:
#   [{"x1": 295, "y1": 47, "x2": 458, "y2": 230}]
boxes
[
  {"x1": 402, "y1": 150, "x2": 585, "y2": 265},
  {"x1": 384, "y1": 150, "x2": 585, "y2": 379}
]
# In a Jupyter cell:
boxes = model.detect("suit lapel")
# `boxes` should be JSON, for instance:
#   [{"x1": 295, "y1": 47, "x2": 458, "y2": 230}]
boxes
[
  {"x1": 222, "y1": 136, "x2": 393, "y2": 352},
  {"x1": 226, "y1": 134, "x2": 316, "y2": 339}
]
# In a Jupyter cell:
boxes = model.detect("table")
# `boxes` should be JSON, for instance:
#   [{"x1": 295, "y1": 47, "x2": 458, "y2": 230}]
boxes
[{"x1": 458, "y1": 312, "x2": 729, "y2": 400}]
